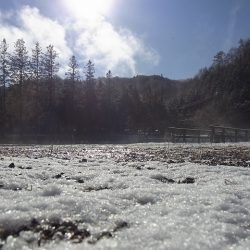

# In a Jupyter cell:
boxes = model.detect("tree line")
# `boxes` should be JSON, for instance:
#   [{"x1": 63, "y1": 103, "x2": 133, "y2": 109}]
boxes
[
  {"x1": 0, "y1": 37, "x2": 249, "y2": 142},
  {"x1": 169, "y1": 38, "x2": 250, "y2": 128},
  {"x1": 0, "y1": 38, "x2": 176, "y2": 142}
]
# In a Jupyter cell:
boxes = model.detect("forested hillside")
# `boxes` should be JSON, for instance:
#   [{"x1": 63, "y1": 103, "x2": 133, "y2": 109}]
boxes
[
  {"x1": 0, "y1": 38, "x2": 249, "y2": 142},
  {"x1": 172, "y1": 38, "x2": 250, "y2": 128}
]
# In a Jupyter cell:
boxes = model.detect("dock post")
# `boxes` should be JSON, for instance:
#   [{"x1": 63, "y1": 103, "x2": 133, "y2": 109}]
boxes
[
  {"x1": 222, "y1": 128, "x2": 225, "y2": 143},
  {"x1": 210, "y1": 126, "x2": 215, "y2": 143},
  {"x1": 183, "y1": 129, "x2": 186, "y2": 143},
  {"x1": 234, "y1": 129, "x2": 238, "y2": 142},
  {"x1": 198, "y1": 130, "x2": 201, "y2": 143}
]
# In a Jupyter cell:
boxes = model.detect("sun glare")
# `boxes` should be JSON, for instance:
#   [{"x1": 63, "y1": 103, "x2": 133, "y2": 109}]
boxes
[{"x1": 64, "y1": 0, "x2": 114, "y2": 20}]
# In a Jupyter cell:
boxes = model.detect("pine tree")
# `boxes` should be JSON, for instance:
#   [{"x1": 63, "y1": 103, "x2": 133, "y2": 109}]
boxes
[
  {"x1": 105, "y1": 69, "x2": 113, "y2": 104},
  {"x1": 10, "y1": 39, "x2": 30, "y2": 132},
  {"x1": 31, "y1": 42, "x2": 43, "y2": 81},
  {"x1": 84, "y1": 60, "x2": 95, "y2": 84},
  {"x1": 64, "y1": 55, "x2": 80, "y2": 134},
  {"x1": 42, "y1": 45, "x2": 59, "y2": 80},
  {"x1": 213, "y1": 51, "x2": 225, "y2": 67},
  {"x1": 42, "y1": 44, "x2": 59, "y2": 105},
  {"x1": 83, "y1": 60, "x2": 97, "y2": 133},
  {"x1": 0, "y1": 39, "x2": 10, "y2": 116},
  {"x1": 42, "y1": 45, "x2": 59, "y2": 135},
  {"x1": 10, "y1": 39, "x2": 30, "y2": 85},
  {"x1": 30, "y1": 42, "x2": 44, "y2": 132},
  {"x1": 106, "y1": 70, "x2": 112, "y2": 79},
  {"x1": 66, "y1": 55, "x2": 80, "y2": 82}
]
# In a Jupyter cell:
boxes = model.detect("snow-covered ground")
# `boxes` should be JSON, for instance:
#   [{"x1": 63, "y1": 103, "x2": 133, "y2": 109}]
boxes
[{"x1": 0, "y1": 143, "x2": 250, "y2": 250}]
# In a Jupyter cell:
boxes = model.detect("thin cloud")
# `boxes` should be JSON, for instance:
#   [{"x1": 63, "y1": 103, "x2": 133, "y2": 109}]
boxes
[
  {"x1": 0, "y1": 5, "x2": 160, "y2": 77},
  {"x1": 0, "y1": 6, "x2": 72, "y2": 76},
  {"x1": 223, "y1": 4, "x2": 240, "y2": 50},
  {"x1": 71, "y1": 16, "x2": 160, "y2": 76}
]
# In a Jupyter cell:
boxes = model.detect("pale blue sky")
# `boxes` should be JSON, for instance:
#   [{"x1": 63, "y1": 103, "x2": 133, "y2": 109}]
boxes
[{"x1": 0, "y1": 0, "x2": 250, "y2": 79}]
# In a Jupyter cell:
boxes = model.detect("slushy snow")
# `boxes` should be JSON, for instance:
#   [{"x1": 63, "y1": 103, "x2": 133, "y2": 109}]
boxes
[{"x1": 0, "y1": 143, "x2": 250, "y2": 250}]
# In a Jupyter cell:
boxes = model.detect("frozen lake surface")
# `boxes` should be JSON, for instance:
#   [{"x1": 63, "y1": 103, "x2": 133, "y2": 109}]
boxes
[{"x1": 0, "y1": 143, "x2": 250, "y2": 250}]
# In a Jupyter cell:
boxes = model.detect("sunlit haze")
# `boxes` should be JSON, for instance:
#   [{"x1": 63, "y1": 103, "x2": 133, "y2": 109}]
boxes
[{"x1": 63, "y1": 0, "x2": 114, "y2": 21}]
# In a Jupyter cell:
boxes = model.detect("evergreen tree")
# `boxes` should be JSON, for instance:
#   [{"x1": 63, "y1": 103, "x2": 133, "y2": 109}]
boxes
[
  {"x1": 85, "y1": 60, "x2": 95, "y2": 83},
  {"x1": 30, "y1": 42, "x2": 44, "y2": 132},
  {"x1": 0, "y1": 39, "x2": 10, "y2": 116},
  {"x1": 83, "y1": 60, "x2": 97, "y2": 133},
  {"x1": 10, "y1": 39, "x2": 30, "y2": 132},
  {"x1": 10, "y1": 39, "x2": 30, "y2": 84},
  {"x1": 213, "y1": 51, "x2": 225, "y2": 67},
  {"x1": 42, "y1": 45, "x2": 59, "y2": 80},
  {"x1": 31, "y1": 42, "x2": 43, "y2": 81},
  {"x1": 42, "y1": 45, "x2": 59, "y2": 134},
  {"x1": 106, "y1": 70, "x2": 112, "y2": 79},
  {"x1": 42, "y1": 44, "x2": 59, "y2": 105},
  {"x1": 63, "y1": 56, "x2": 80, "y2": 134},
  {"x1": 105, "y1": 69, "x2": 113, "y2": 103},
  {"x1": 66, "y1": 55, "x2": 80, "y2": 82}
]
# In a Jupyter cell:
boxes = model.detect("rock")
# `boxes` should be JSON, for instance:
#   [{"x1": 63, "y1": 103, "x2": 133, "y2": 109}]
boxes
[
  {"x1": 113, "y1": 221, "x2": 129, "y2": 232},
  {"x1": 180, "y1": 177, "x2": 195, "y2": 184},
  {"x1": 76, "y1": 179, "x2": 84, "y2": 183},
  {"x1": 147, "y1": 167, "x2": 155, "y2": 170},
  {"x1": 79, "y1": 158, "x2": 87, "y2": 163},
  {"x1": 8, "y1": 163, "x2": 15, "y2": 168},
  {"x1": 152, "y1": 174, "x2": 175, "y2": 183},
  {"x1": 85, "y1": 186, "x2": 110, "y2": 192},
  {"x1": 53, "y1": 173, "x2": 64, "y2": 179},
  {"x1": 30, "y1": 218, "x2": 39, "y2": 227},
  {"x1": 165, "y1": 178, "x2": 175, "y2": 183},
  {"x1": 167, "y1": 160, "x2": 175, "y2": 164}
]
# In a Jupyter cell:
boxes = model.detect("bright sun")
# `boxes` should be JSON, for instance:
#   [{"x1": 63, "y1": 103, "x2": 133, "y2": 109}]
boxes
[{"x1": 64, "y1": 0, "x2": 114, "y2": 20}]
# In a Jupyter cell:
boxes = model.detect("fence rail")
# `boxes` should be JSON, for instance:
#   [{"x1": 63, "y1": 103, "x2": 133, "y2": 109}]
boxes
[
  {"x1": 167, "y1": 126, "x2": 250, "y2": 143},
  {"x1": 0, "y1": 126, "x2": 249, "y2": 144}
]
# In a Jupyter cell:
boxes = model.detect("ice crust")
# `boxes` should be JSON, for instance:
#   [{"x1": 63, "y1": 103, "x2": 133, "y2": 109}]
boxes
[{"x1": 0, "y1": 143, "x2": 250, "y2": 249}]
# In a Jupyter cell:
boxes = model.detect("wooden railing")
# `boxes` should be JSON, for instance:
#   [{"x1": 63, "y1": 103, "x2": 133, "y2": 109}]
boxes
[
  {"x1": 167, "y1": 126, "x2": 250, "y2": 143},
  {"x1": 209, "y1": 126, "x2": 249, "y2": 143}
]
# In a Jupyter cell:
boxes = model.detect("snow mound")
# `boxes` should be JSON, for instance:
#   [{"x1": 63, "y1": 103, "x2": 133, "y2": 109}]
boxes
[{"x1": 41, "y1": 185, "x2": 62, "y2": 196}]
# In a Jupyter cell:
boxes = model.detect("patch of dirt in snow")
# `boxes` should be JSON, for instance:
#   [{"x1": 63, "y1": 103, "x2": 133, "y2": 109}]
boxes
[
  {"x1": 0, "y1": 217, "x2": 130, "y2": 248},
  {"x1": 115, "y1": 144, "x2": 250, "y2": 167},
  {"x1": 1, "y1": 144, "x2": 249, "y2": 167}
]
